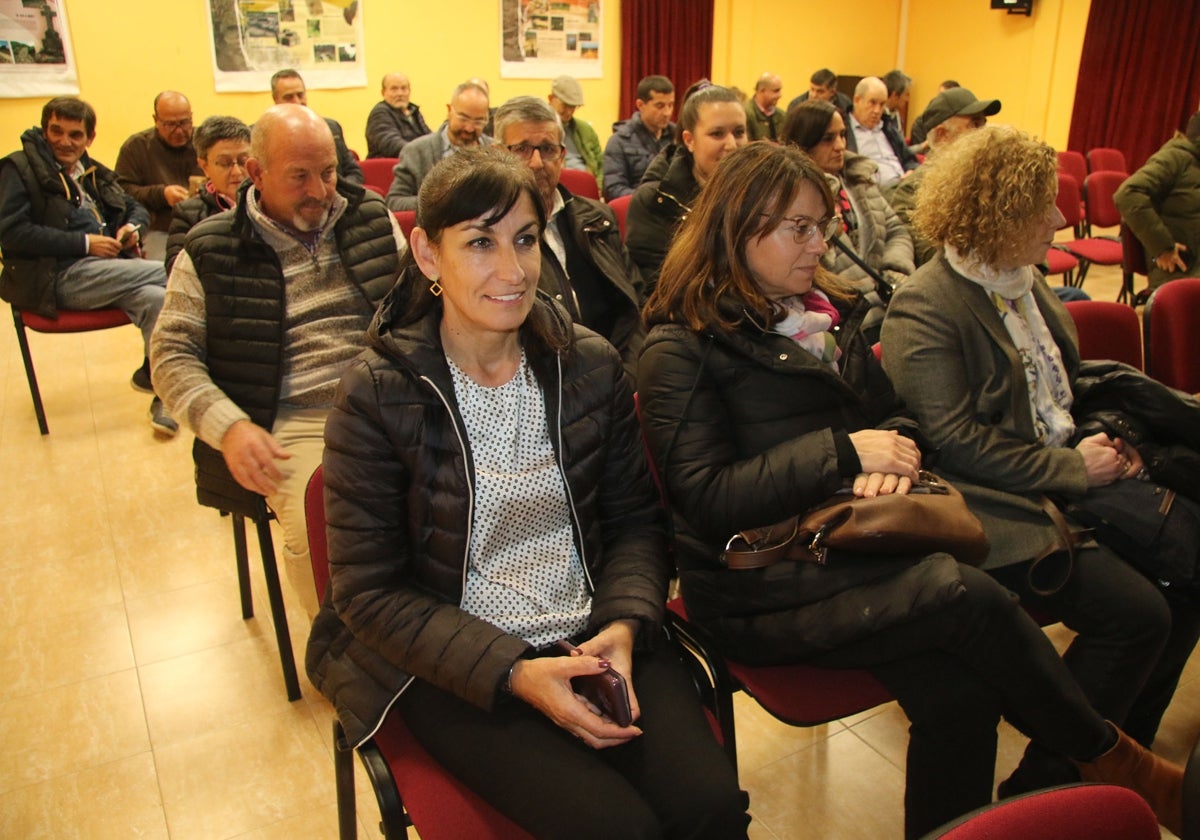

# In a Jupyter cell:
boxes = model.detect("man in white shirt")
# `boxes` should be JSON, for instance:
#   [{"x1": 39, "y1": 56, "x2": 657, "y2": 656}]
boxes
[{"x1": 845, "y1": 76, "x2": 918, "y2": 193}]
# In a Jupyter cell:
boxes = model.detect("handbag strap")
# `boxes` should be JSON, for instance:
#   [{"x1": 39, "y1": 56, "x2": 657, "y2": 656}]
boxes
[
  {"x1": 723, "y1": 519, "x2": 801, "y2": 569},
  {"x1": 1027, "y1": 495, "x2": 1093, "y2": 596}
]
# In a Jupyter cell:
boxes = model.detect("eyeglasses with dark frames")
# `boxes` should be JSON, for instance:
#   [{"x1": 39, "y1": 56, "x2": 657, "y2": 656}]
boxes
[{"x1": 506, "y1": 142, "x2": 566, "y2": 162}]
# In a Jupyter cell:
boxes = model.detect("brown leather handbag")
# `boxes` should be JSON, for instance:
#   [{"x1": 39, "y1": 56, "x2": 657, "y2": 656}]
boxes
[{"x1": 723, "y1": 471, "x2": 989, "y2": 569}]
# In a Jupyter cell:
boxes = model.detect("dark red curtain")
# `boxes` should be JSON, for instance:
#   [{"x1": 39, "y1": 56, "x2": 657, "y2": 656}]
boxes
[
  {"x1": 618, "y1": 0, "x2": 713, "y2": 122},
  {"x1": 1068, "y1": 0, "x2": 1200, "y2": 170}
]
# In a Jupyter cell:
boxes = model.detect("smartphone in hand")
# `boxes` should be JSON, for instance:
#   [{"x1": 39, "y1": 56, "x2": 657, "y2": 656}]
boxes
[{"x1": 552, "y1": 640, "x2": 633, "y2": 727}]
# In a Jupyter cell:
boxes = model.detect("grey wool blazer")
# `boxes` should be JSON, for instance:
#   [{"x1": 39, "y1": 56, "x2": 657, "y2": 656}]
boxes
[{"x1": 881, "y1": 256, "x2": 1088, "y2": 567}]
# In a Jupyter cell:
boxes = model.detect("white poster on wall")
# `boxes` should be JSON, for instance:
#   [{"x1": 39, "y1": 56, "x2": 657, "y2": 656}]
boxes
[
  {"x1": 207, "y1": 0, "x2": 366, "y2": 93},
  {"x1": 0, "y1": 0, "x2": 78, "y2": 98},
  {"x1": 500, "y1": 0, "x2": 601, "y2": 80}
]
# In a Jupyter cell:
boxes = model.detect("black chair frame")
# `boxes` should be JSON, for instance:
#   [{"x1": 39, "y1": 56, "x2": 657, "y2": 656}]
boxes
[{"x1": 228, "y1": 500, "x2": 301, "y2": 701}]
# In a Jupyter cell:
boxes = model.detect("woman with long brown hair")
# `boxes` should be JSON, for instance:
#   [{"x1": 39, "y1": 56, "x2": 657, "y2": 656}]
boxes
[{"x1": 638, "y1": 141, "x2": 1185, "y2": 838}]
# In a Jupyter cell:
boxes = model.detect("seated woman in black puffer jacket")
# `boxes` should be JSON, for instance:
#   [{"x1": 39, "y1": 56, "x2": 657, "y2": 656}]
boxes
[
  {"x1": 636, "y1": 141, "x2": 1185, "y2": 839},
  {"x1": 163, "y1": 115, "x2": 250, "y2": 274},
  {"x1": 306, "y1": 146, "x2": 749, "y2": 840}
]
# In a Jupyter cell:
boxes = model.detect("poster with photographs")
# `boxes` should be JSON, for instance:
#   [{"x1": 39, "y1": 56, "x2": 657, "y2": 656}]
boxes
[
  {"x1": 207, "y1": 0, "x2": 365, "y2": 93},
  {"x1": 0, "y1": 0, "x2": 78, "y2": 98},
  {"x1": 500, "y1": 0, "x2": 600, "y2": 79}
]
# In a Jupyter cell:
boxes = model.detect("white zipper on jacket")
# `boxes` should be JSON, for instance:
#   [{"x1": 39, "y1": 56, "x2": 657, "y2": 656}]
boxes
[
  {"x1": 419, "y1": 373, "x2": 478, "y2": 611},
  {"x1": 353, "y1": 372, "x2": 474, "y2": 750},
  {"x1": 551, "y1": 353, "x2": 594, "y2": 593},
  {"x1": 355, "y1": 355, "x2": 593, "y2": 748}
]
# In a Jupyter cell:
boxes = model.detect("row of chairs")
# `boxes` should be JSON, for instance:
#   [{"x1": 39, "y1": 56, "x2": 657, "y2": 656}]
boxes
[
  {"x1": 303, "y1": 447, "x2": 1200, "y2": 840},
  {"x1": 1049, "y1": 170, "x2": 1124, "y2": 288},
  {"x1": 1063, "y1": 279, "x2": 1200, "y2": 393},
  {"x1": 360, "y1": 156, "x2": 605, "y2": 203},
  {"x1": 1059, "y1": 147, "x2": 1129, "y2": 182}
]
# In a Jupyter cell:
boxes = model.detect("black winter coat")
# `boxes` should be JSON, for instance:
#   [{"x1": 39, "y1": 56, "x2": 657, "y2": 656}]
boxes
[
  {"x1": 625, "y1": 144, "x2": 699, "y2": 296},
  {"x1": 306, "y1": 276, "x2": 670, "y2": 747},
  {"x1": 540, "y1": 185, "x2": 646, "y2": 384},
  {"x1": 164, "y1": 187, "x2": 229, "y2": 275},
  {"x1": 637, "y1": 296, "x2": 964, "y2": 664},
  {"x1": 0, "y1": 127, "x2": 151, "y2": 316},
  {"x1": 183, "y1": 180, "x2": 399, "y2": 517}
]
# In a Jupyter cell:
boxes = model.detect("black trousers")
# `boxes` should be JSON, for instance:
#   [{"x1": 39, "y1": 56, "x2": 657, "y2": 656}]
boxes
[
  {"x1": 987, "y1": 542, "x2": 1200, "y2": 796},
  {"x1": 808, "y1": 564, "x2": 1114, "y2": 840},
  {"x1": 397, "y1": 640, "x2": 751, "y2": 840}
]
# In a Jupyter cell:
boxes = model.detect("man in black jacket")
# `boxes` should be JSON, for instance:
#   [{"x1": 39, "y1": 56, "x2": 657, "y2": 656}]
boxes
[
  {"x1": 494, "y1": 96, "x2": 646, "y2": 383},
  {"x1": 364, "y1": 72, "x2": 431, "y2": 158},
  {"x1": 0, "y1": 96, "x2": 175, "y2": 434},
  {"x1": 150, "y1": 105, "x2": 404, "y2": 615},
  {"x1": 269, "y1": 68, "x2": 364, "y2": 186}
]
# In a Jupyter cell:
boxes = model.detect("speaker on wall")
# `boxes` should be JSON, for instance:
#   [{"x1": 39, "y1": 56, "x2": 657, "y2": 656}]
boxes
[{"x1": 991, "y1": 0, "x2": 1033, "y2": 15}]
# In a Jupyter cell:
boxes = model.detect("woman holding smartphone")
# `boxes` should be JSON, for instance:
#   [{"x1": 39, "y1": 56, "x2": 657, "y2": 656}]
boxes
[{"x1": 306, "y1": 146, "x2": 748, "y2": 840}]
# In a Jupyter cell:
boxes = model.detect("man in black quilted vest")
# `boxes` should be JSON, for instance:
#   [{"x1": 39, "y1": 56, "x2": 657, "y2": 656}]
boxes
[{"x1": 150, "y1": 105, "x2": 405, "y2": 616}]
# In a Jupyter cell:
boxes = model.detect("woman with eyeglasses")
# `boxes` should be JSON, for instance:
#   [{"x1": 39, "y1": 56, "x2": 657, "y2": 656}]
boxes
[
  {"x1": 625, "y1": 81, "x2": 748, "y2": 294},
  {"x1": 782, "y1": 99, "x2": 914, "y2": 341},
  {"x1": 307, "y1": 146, "x2": 749, "y2": 840},
  {"x1": 164, "y1": 116, "x2": 251, "y2": 273},
  {"x1": 638, "y1": 141, "x2": 1185, "y2": 839}
]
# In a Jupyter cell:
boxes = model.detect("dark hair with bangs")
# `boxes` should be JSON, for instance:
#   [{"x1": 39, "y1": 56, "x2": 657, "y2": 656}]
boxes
[
  {"x1": 42, "y1": 97, "x2": 97, "y2": 138},
  {"x1": 414, "y1": 145, "x2": 545, "y2": 240},
  {"x1": 396, "y1": 147, "x2": 565, "y2": 348},
  {"x1": 644, "y1": 142, "x2": 851, "y2": 333},
  {"x1": 782, "y1": 99, "x2": 839, "y2": 151}
]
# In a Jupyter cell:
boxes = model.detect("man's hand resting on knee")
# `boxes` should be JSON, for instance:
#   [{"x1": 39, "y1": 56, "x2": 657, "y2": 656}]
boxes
[{"x1": 222, "y1": 419, "x2": 292, "y2": 496}]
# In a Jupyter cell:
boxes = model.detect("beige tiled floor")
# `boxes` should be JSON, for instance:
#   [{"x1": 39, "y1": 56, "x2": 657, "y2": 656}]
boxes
[{"x1": 0, "y1": 262, "x2": 1193, "y2": 839}]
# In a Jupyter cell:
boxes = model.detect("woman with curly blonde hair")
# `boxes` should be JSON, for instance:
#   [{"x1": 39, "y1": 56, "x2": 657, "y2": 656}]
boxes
[
  {"x1": 641, "y1": 140, "x2": 1186, "y2": 838},
  {"x1": 883, "y1": 125, "x2": 1200, "y2": 808}
]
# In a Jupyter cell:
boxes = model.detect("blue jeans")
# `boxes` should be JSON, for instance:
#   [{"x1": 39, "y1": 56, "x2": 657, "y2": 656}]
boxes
[
  {"x1": 56, "y1": 256, "x2": 167, "y2": 353},
  {"x1": 1052, "y1": 285, "x2": 1091, "y2": 302}
]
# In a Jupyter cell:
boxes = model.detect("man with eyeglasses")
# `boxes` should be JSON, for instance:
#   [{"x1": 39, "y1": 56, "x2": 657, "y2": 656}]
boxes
[
  {"x1": 0, "y1": 96, "x2": 174, "y2": 434},
  {"x1": 386, "y1": 80, "x2": 494, "y2": 212},
  {"x1": 890, "y1": 87, "x2": 1001, "y2": 266},
  {"x1": 496, "y1": 96, "x2": 646, "y2": 383},
  {"x1": 115, "y1": 91, "x2": 204, "y2": 261},
  {"x1": 164, "y1": 116, "x2": 252, "y2": 274}
]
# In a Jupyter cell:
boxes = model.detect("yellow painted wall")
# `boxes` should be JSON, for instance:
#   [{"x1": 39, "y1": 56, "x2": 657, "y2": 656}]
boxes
[
  {"x1": 0, "y1": 0, "x2": 625, "y2": 164},
  {"x1": 1, "y1": 0, "x2": 1092, "y2": 164},
  {"x1": 713, "y1": 0, "x2": 903, "y2": 99},
  {"x1": 902, "y1": 0, "x2": 1091, "y2": 150}
]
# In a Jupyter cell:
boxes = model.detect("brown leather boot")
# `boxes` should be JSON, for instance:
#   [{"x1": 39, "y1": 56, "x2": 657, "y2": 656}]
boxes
[{"x1": 1075, "y1": 724, "x2": 1183, "y2": 835}]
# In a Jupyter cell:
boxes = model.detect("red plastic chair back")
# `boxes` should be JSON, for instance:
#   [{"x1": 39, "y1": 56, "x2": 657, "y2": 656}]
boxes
[
  {"x1": 608, "y1": 194, "x2": 633, "y2": 241},
  {"x1": 1087, "y1": 147, "x2": 1128, "y2": 173},
  {"x1": 304, "y1": 466, "x2": 330, "y2": 600},
  {"x1": 558, "y1": 167, "x2": 600, "y2": 200},
  {"x1": 393, "y1": 209, "x2": 417, "y2": 241},
  {"x1": 1057, "y1": 150, "x2": 1088, "y2": 185},
  {"x1": 1063, "y1": 300, "x2": 1143, "y2": 370},
  {"x1": 1055, "y1": 173, "x2": 1084, "y2": 228},
  {"x1": 1083, "y1": 170, "x2": 1127, "y2": 229},
  {"x1": 1121, "y1": 223, "x2": 1147, "y2": 276},
  {"x1": 926, "y1": 783, "x2": 1159, "y2": 839},
  {"x1": 1145, "y1": 277, "x2": 1200, "y2": 393},
  {"x1": 360, "y1": 157, "x2": 398, "y2": 196}
]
